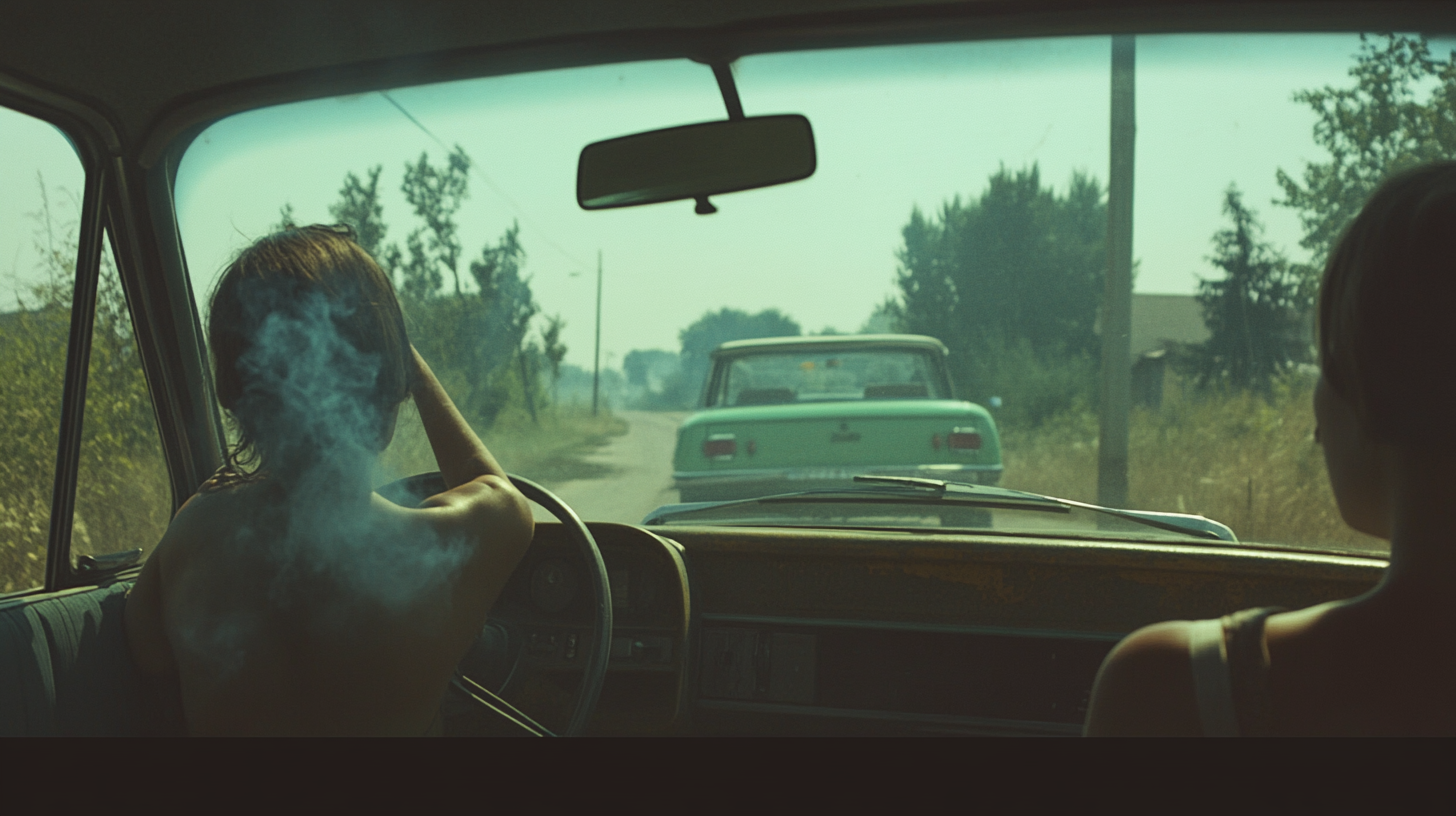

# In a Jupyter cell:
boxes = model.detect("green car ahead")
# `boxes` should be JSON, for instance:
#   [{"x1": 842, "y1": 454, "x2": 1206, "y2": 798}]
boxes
[{"x1": 673, "y1": 335, "x2": 1003, "y2": 502}]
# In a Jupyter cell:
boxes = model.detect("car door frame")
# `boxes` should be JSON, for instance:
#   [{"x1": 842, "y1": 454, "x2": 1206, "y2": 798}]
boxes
[{"x1": 0, "y1": 71, "x2": 220, "y2": 595}]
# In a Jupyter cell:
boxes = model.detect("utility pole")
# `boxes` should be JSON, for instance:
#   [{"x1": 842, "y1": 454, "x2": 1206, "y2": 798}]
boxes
[
  {"x1": 592, "y1": 249, "x2": 602, "y2": 416},
  {"x1": 1098, "y1": 35, "x2": 1135, "y2": 509}
]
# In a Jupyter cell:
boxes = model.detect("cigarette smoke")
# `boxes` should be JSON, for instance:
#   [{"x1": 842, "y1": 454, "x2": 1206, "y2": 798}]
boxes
[{"x1": 178, "y1": 287, "x2": 471, "y2": 678}]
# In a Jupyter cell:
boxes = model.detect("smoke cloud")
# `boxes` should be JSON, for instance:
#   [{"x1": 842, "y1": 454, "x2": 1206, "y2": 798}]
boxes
[{"x1": 178, "y1": 288, "x2": 472, "y2": 678}]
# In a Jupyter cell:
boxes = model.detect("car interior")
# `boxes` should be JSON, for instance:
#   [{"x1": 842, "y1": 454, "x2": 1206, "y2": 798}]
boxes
[{"x1": 1, "y1": 0, "x2": 1434, "y2": 736}]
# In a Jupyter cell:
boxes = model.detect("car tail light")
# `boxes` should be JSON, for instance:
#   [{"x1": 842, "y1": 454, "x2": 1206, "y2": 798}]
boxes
[
  {"x1": 703, "y1": 435, "x2": 737, "y2": 458},
  {"x1": 947, "y1": 429, "x2": 982, "y2": 450}
]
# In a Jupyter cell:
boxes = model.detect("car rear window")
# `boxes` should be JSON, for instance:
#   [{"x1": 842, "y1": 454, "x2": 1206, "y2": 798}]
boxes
[{"x1": 718, "y1": 350, "x2": 947, "y2": 405}]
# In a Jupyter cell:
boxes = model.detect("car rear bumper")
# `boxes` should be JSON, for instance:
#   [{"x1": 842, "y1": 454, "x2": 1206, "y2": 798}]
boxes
[{"x1": 673, "y1": 463, "x2": 1003, "y2": 502}]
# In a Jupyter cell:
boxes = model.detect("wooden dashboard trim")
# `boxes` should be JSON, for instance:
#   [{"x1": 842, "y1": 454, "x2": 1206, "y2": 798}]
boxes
[
  {"x1": 701, "y1": 612, "x2": 1128, "y2": 642},
  {"x1": 662, "y1": 524, "x2": 1384, "y2": 644},
  {"x1": 656, "y1": 524, "x2": 1387, "y2": 577}
]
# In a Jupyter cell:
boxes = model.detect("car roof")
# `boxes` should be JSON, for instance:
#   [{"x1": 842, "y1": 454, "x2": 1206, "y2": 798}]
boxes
[
  {"x1": 4, "y1": 1, "x2": 1447, "y2": 166},
  {"x1": 713, "y1": 334, "x2": 949, "y2": 357}
]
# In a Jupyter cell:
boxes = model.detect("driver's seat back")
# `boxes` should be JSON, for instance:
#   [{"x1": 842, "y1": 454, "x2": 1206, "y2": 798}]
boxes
[{"x1": 0, "y1": 581, "x2": 160, "y2": 736}]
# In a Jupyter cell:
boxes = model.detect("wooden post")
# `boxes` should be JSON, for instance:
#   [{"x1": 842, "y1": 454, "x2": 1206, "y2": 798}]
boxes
[
  {"x1": 1099, "y1": 35, "x2": 1135, "y2": 508},
  {"x1": 592, "y1": 250, "x2": 602, "y2": 417}
]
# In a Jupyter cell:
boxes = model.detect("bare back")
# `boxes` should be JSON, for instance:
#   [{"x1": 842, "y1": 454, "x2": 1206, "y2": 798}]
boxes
[{"x1": 125, "y1": 474, "x2": 532, "y2": 736}]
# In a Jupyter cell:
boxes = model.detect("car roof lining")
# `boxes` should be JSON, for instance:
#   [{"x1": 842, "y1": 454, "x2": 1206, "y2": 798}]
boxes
[{"x1": 5, "y1": 1, "x2": 1456, "y2": 167}]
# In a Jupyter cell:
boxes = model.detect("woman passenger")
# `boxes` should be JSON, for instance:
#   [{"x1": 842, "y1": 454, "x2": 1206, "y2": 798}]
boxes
[
  {"x1": 1084, "y1": 162, "x2": 1456, "y2": 736},
  {"x1": 124, "y1": 225, "x2": 534, "y2": 735}
]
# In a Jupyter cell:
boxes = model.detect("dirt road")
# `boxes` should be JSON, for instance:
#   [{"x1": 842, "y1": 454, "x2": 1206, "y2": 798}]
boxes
[{"x1": 532, "y1": 410, "x2": 689, "y2": 525}]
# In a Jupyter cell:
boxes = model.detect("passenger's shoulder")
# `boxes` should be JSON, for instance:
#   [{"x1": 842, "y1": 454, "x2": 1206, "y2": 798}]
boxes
[{"x1": 1084, "y1": 620, "x2": 1202, "y2": 736}]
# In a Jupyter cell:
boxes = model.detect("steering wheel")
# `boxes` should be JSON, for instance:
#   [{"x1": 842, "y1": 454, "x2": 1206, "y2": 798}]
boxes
[{"x1": 376, "y1": 472, "x2": 612, "y2": 737}]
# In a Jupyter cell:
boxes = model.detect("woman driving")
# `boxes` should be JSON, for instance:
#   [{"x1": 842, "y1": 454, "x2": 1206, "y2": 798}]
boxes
[
  {"x1": 1084, "y1": 162, "x2": 1456, "y2": 736},
  {"x1": 124, "y1": 225, "x2": 534, "y2": 735}
]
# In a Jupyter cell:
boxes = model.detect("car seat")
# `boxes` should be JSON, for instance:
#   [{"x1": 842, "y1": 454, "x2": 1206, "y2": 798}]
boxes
[{"x1": 0, "y1": 580, "x2": 178, "y2": 735}]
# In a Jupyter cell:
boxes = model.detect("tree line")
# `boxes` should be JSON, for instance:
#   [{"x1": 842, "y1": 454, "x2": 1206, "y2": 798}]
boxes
[
  {"x1": 885, "y1": 33, "x2": 1456, "y2": 424},
  {"x1": 291, "y1": 146, "x2": 569, "y2": 430}
]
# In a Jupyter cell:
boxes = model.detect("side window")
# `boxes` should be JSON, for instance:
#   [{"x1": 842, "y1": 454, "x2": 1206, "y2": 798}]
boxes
[
  {"x1": 0, "y1": 105, "x2": 84, "y2": 593},
  {"x1": 70, "y1": 233, "x2": 171, "y2": 565}
]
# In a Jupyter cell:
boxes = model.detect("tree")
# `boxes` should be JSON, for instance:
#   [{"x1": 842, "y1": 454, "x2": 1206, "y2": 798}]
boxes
[
  {"x1": 328, "y1": 165, "x2": 388, "y2": 257},
  {"x1": 892, "y1": 165, "x2": 1106, "y2": 422},
  {"x1": 677, "y1": 308, "x2": 800, "y2": 401},
  {"x1": 1187, "y1": 186, "x2": 1313, "y2": 394},
  {"x1": 271, "y1": 203, "x2": 297, "y2": 232},
  {"x1": 401, "y1": 146, "x2": 471, "y2": 297},
  {"x1": 858, "y1": 298, "x2": 899, "y2": 334},
  {"x1": 539, "y1": 314, "x2": 567, "y2": 400},
  {"x1": 1277, "y1": 34, "x2": 1456, "y2": 267},
  {"x1": 319, "y1": 149, "x2": 543, "y2": 429}
]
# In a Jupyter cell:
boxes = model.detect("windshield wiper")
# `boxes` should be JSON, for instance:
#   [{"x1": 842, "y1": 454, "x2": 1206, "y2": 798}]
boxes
[
  {"x1": 848, "y1": 476, "x2": 1233, "y2": 541},
  {"x1": 644, "y1": 475, "x2": 1234, "y2": 542},
  {"x1": 849, "y1": 475, "x2": 1063, "y2": 505}
]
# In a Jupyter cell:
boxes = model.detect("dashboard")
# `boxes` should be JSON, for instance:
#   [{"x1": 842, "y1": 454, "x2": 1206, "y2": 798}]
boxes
[{"x1": 448, "y1": 521, "x2": 1385, "y2": 737}]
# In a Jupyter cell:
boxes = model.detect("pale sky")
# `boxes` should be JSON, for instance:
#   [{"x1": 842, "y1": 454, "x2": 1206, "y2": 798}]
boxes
[{"x1": 4, "y1": 33, "x2": 1439, "y2": 371}]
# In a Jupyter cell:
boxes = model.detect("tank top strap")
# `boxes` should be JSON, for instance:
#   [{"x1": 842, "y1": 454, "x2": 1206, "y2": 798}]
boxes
[
  {"x1": 1222, "y1": 606, "x2": 1284, "y2": 737},
  {"x1": 1188, "y1": 617, "x2": 1238, "y2": 736},
  {"x1": 1188, "y1": 607, "x2": 1285, "y2": 736}
]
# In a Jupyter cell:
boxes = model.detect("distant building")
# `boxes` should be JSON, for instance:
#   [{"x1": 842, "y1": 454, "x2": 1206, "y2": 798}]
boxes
[
  {"x1": 1128, "y1": 294, "x2": 1206, "y2": 411},
  {"x1": 1130, "y1": 293, "x2": 1208, "y2": 358}
]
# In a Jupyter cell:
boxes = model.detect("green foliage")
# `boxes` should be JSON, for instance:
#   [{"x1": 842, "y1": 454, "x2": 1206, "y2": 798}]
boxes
[
  {"x1": 623, "y1": 349, "x2": 676, "y2": 388},
  {"x1": 675, "y1": 307, "x2": 801, "y2": 407},
  {"x1": 328, "y1": 165, "x2": 389, "y2": 257},
  {"x1": 0, "y1": 302, "x2": 66, "y2": 592},
  {"x1": 1184, "y1": 186, "x2": 1315, "y2": 394},
  {"x1": 320, "y1": 148, "x2": 546, "y2": 432},
  {"x1": 539, "y1": 313, "x2": 568, "y2": 398},
  {"x1": 400, "y1": 147, "x2": 471, "y2": 297},
  {"x1": 1277, "y1": 34, "x2": 1456, "y2": 267},
  {"x1": 622, "y1": 348, "x2": 683, "y2": 409},
  {"x1": 1, "y1": 179, "x2": 169, "y2": 593},
  {"x1": 891, "y1": 164, "x2": 1106, "y2": 421},
  {"x1": 858, "y1": 298, "x2": 899, "y2": 334},
  {"x1": 272, "y1": 203, "x2": 297, "y2": 232}
]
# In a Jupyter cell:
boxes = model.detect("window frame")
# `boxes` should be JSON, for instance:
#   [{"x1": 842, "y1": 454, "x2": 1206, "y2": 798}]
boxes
[{"x1": 0, "y1": 80, "x2": 192, "y2": 595}]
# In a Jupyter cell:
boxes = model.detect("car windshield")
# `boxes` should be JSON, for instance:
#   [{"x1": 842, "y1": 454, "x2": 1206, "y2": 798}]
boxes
[
  {"x1": 715, "y1": 348, "x2": 948, "y2": 406},
  {"x1": 171, "y1": 31, "x2": 1430, "y2": 555}
]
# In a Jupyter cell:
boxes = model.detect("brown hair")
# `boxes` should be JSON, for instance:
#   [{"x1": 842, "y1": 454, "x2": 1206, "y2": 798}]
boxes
[
  {"x1": 208, "y1": 224, "x2": 411, "y2": 481},
  {"x1": 1319, "y1": 161, "x2": 1456, "y2": 445}
]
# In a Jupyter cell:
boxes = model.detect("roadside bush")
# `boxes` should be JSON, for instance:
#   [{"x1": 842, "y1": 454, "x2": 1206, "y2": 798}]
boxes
[
  {"x1": 0, "y1": 214, "x2": 171, "y2": 593},
  {"x1": 999, "y1": 371, "x2": 1382, "y2": 552}
]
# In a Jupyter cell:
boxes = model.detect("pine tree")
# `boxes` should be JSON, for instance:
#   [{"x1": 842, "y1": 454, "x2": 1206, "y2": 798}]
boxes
[{"x1": 1189, "y1": 186, "x2": 1313, "y2": 393}]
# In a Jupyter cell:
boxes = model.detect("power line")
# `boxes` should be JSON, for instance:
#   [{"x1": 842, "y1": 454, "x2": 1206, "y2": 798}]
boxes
[{"x1": 378, "y1": 91, "x2": 592, "y2": 273}]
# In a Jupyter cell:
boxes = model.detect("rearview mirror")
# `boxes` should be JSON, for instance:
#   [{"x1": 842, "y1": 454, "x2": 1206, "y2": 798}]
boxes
[{"x1": 577, "y1": 114, "x2": 815, "y2": 212}]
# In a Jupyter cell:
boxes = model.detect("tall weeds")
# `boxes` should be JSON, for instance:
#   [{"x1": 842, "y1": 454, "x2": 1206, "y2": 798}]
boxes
[{"x1": 999, "y1": 372, "x2": 1384, "y2": 553}]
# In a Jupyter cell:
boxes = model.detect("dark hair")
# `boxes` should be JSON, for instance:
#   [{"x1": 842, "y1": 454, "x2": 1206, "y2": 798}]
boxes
[
  {"x1": 1319, "y1": 161, "x2": 1456, "y2": 446},
  {"x1": 208, "y1": 224, "x2": 411, "y2": 482}
]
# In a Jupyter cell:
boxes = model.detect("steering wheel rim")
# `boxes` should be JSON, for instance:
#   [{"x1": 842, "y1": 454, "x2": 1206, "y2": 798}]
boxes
[{"x1": 378, "y1": 471, "x2": 612, "y2": 737}]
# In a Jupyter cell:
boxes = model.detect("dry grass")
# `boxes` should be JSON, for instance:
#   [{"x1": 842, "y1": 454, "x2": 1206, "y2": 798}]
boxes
[
  {"x1": 999, "y1": 373, "x2": 1386, "y2": 553},
  {"x1": 376, "y1": 401, "x2": 629, "y2": 490}
]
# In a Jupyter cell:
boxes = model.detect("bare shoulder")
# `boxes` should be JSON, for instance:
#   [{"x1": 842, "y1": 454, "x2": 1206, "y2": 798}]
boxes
[
  {"x1": 406, "y1": 474, "x2": 533, "y2": 540},
  {"x1": 1083, "y1": 620, "x2": 1202, "y2": 736},
  {"x1": 124, "y1": 490, "x2": 216, "y2": 678},
  {"x1": 373, "y1": 475, "x2": 534, "y2": 623}
]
